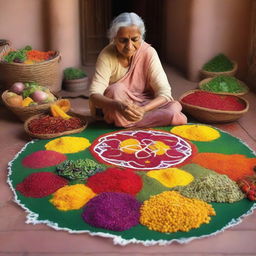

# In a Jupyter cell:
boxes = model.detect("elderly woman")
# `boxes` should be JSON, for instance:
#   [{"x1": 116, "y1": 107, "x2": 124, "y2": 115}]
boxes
[{"x1": 89, "y1": 12, "x2": 187, "y2": 128}]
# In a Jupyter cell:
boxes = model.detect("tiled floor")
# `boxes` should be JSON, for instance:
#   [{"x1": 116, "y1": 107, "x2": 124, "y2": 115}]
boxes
[{"x1": 0, "y1": 66, "x2": 256, "y2": 255}]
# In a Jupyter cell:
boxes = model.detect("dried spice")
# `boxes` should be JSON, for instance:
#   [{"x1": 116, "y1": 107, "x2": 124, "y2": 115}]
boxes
[
  {"x1": 45, "y1": 136, "x2": 91, "y2": 154},
  {"x1": 171, "y1": 124, "x2": 220, "y2": 141},
  {"x1": 140, "y1": 191, "x2": 216, "y2": 233},
  {"x1": 201, "y1": 75, "x2": 245, "y2": 93},
  {"x1": 56, "y1": 159, "x2": 105, "y2": 181},
  {"x1": 181, "y1": 164, "x2": 217, "y2": 179},
  {"x1": 22, "y1": 150, "x2": 67, "y2": 169},
  {"x1": 202, "y1": 54, "x2": 233, "y2": 72},
  {"x1": 136, "y1": 173, "x2": 168, "y2": 202},
  {"x1": 16, "y1": 172, "x2": 68, "y2": 198},
  {"x1": 146, "y1": 168, "x2": 194, "y2": 188},
  {"x1": 82, "y1": 192, "x2": 141, "y2": 231},
  {"x1": 50, "y1": 184, "x2": 96, "y2": 211},
  {"x1": 86, "y1": 167, "x2": 143, "y2": 195},
  {"x1": 174, "y1": 174, "x2": 244, "y2": 203},
  {"x1": 191, "y1": 153, "x2": 256, "y2": 181},
  {"x1": 181, "y1": 91, "x2": 246, "y2": 111},
  {"x1": 28, "y1": 115, "x2": 84, "y2": 134}
]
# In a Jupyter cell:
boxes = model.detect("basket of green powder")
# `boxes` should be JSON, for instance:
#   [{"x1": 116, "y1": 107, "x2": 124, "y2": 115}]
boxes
[
  {"x1": 198, "y1": 75, "x2": 249, "y2": 96},
  {"x1": 201, "y1": 54, "x2": 237, "y2": 78}
]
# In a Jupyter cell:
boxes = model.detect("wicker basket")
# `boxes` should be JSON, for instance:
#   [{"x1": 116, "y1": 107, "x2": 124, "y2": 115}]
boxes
[
  {"x1": 179, "y1": 90, "x2": 249, "y2": 123},
  {"x1": 24, "y1": 113, "x2": 88, "y2": 139},
  {"x1": 1, "y1": 90, "x2": 57, "y2": 122},
  {"x1": 200, "y1": 61, "x2": 238, "y2": 78},
  {"x1": 0, "y1": 40, "x2": 61, "y2": 92},
  {"x1": 198, "y1": 77, "x2": 249, "y2": 96}
]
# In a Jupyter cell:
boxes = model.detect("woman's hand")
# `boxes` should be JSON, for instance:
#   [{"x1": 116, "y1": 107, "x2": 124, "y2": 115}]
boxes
[{"x1": 116, "y1": 102, "x2": 145, "y2": 122}]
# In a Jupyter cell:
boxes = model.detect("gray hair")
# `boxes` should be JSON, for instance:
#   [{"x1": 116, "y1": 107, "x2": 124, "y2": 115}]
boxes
[{"x1": 108, "y1": 12, "x2": 146, "y2": 41}]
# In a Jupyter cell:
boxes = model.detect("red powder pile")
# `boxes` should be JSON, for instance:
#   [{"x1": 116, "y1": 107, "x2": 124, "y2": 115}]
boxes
[
  {"x1": 181, "y1": 91, "x2": 245, "y2": 111},
  {"x1": 16, "y1": 172, "x2": 68, "y2": 198},
  {"x1": 86, "y1": 167, "x2": 143, "y2": 195},
  {"x1": 22, "y1": 150, "x2": 67, "y2": 169}
]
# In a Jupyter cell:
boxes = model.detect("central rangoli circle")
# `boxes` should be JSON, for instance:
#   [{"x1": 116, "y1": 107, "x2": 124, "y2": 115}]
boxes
[{"x1": 90, "y1": 130, "x2": 195, "y2": 170}]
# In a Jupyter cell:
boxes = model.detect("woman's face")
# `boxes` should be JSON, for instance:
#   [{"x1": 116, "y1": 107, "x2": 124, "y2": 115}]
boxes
[{"x1": 114, "y1": 26, "x2": 142, "y2": 59}]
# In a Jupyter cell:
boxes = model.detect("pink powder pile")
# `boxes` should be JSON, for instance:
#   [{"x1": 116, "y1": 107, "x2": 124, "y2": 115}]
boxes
[{"x1": 22, "y1": 150, "x2": 67, "y2": 169}]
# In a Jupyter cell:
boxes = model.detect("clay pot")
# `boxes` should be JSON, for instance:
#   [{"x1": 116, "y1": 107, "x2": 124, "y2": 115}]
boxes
[{"x1": 63, "y1": 77, "x2": 89, "y2": 92}]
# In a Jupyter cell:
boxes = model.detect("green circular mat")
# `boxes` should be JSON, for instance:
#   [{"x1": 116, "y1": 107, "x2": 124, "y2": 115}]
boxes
[{"x1": 8, "y1": 122, "x2": 256, "y2": 245}]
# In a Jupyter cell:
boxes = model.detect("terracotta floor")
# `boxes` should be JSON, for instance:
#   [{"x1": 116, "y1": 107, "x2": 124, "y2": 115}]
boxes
[{"x1": 0, "y1": 66, "x2": 256, "y2": 256}]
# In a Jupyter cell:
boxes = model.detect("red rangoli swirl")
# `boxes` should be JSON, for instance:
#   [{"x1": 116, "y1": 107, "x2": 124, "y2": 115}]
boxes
[{"x1": 90, "y1": 130, "x2": 195, "y2": 170}]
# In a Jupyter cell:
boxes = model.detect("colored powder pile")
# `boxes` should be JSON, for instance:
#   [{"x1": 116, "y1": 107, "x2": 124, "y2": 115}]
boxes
[
  {"x1": 45, "y1": 136, "x2": 91, "y2": 154},
  {"x1": 82, "y1": 192, "x2": 141, "y2": 231},
  {"x1": 86, "y1": 167, "x2": 143, "y2": 195},
  {"x1": 22, "y1": 150, "x2": 67, "y2": 169},
  {"x1": 56, "y1": 159, "x2": 105, "y2": 181},
  {"x1": 136, "y1": 173, "x2": 168, "y2": 202},
  {"x1": 50, "y1": 184, "x2": 96, "y2": 211},
  {"x1": 171, "y1": 124, "x2": 220, "y2": 141},
  {"x1": 181, "y1": 164, "x2": 217, "y2": 179},
  {"x1": 140, "y1": 191, "x2": 216, "y2": 233},
  {"x1": 146, "y1": 168, "x2": 194, "y2": 188},
  {"x1": 191, "y1": 153, "x2": 256, "y2": 181},
  {"x1": 201, "y1": 75, "x2": 245, "y2": 93},
  {"x1": 16, "y1": 172, "x2": 68, "y2": 198},
  {"x1": 174, "y1": 174, "x2": 244, "y2": 203},
  {"x1": 181, "y1": 91, "x2": 246, "y2": 111}
]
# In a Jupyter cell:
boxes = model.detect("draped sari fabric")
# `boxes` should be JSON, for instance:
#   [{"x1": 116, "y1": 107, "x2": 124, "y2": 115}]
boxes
[{"x1": 103, "y1": 42, "x2": 187, "y2": 127}]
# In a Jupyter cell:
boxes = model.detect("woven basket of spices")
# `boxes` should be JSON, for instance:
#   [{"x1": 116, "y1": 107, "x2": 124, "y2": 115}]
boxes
[
  {"x1": 0, "y1": 40, "x2": 61, "y2": 92},
  {"x1": 200, "y1": 61, "x2": 237, "y2": 78},
  {"x1": 198, "y1": 76, "x2": 249, "y2": 96},
  {"x1": 179, "y1": 89, "x2": 249, "y2": 123},
  {"x1": 200, "y1": 54, "x2": 238, "y2": 78},
  {"x1": 24, "y1": 112, "x2": 88, "y2": 139}
]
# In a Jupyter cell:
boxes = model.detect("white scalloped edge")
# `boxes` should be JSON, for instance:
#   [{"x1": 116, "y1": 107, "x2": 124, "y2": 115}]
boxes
[{"x1": 6, "y1": 126, "x2": 256, "y2": 246}]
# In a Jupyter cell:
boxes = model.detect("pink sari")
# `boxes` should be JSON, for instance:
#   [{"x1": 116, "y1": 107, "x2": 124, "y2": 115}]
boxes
[{"x1": 103, "y1": 42, "x2": 187, "y2": 128}]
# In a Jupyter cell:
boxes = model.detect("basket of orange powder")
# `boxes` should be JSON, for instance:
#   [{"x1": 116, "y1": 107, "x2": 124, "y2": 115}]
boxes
[{"x1": 0, "y1": 39, "x2": 61, "y2": 93}]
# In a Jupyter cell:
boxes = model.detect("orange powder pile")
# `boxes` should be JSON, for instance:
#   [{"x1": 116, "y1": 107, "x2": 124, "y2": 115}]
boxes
[{"x1": 191, "y1": 153, "x2": 256, "y2": 181}]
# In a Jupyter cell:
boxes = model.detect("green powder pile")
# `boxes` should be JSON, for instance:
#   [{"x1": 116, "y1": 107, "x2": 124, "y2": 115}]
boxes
[
  {"x1": 201, "y1": 75, "x2": 245, "y2": 93},
  {"x1": 181, "y1": 164, "x2": 217, "y2": 179},
  {"x1": 203, "y1": 54, "x2": 233, "y2": 72},
  {"x1": 56, "y1": 159, "x2": 105, "y2": 181},
  {"x1": 136, "y1": 173, "x2": 168, "y2": 202},
  {"x1": 173, "y1": 173, "x2": 244, "y2": 203}
]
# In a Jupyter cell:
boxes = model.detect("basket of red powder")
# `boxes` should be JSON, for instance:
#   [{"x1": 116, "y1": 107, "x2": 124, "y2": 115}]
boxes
[
  {"x1": 0, "y1": 40, "x2": 61, "y2": 92},
  {"x1": 24, "y1": 112, "x2": 87, "y2": 139},
  {"x1": 179, "y1": 89, "x2": 249, "y2": 123}
]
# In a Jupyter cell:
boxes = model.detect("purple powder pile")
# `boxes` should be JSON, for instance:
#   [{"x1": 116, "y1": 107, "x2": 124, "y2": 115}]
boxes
[{"x1": 82, "y1": 192, "x2": 141, "y2": 231}]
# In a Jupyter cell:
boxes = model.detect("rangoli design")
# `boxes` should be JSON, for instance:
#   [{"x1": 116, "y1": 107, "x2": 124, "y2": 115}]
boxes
[
  {"x1": 90, "y1": 129, "x2": 195, "y2": 170},
  {"x1": 7, "y1": 123, "x2": 256, "y2": 246}
]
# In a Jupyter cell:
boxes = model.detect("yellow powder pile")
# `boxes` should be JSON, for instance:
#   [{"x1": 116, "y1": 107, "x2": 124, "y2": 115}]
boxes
[
  {"x1": 45, "y1": 136, "x2": 91, "y2": 154},
  {"x1": 140, "y1": 191, "x2": 216, "y2": 233},
  {"x1": 50, "y1": 184, "x2": 96, "y2": 211},
  {"x1": 147, "y1": 168, "x2": 194, "y2": 188},
  {"x1": 171, "y1": 124, "x2": 220, "y2": 141}
]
